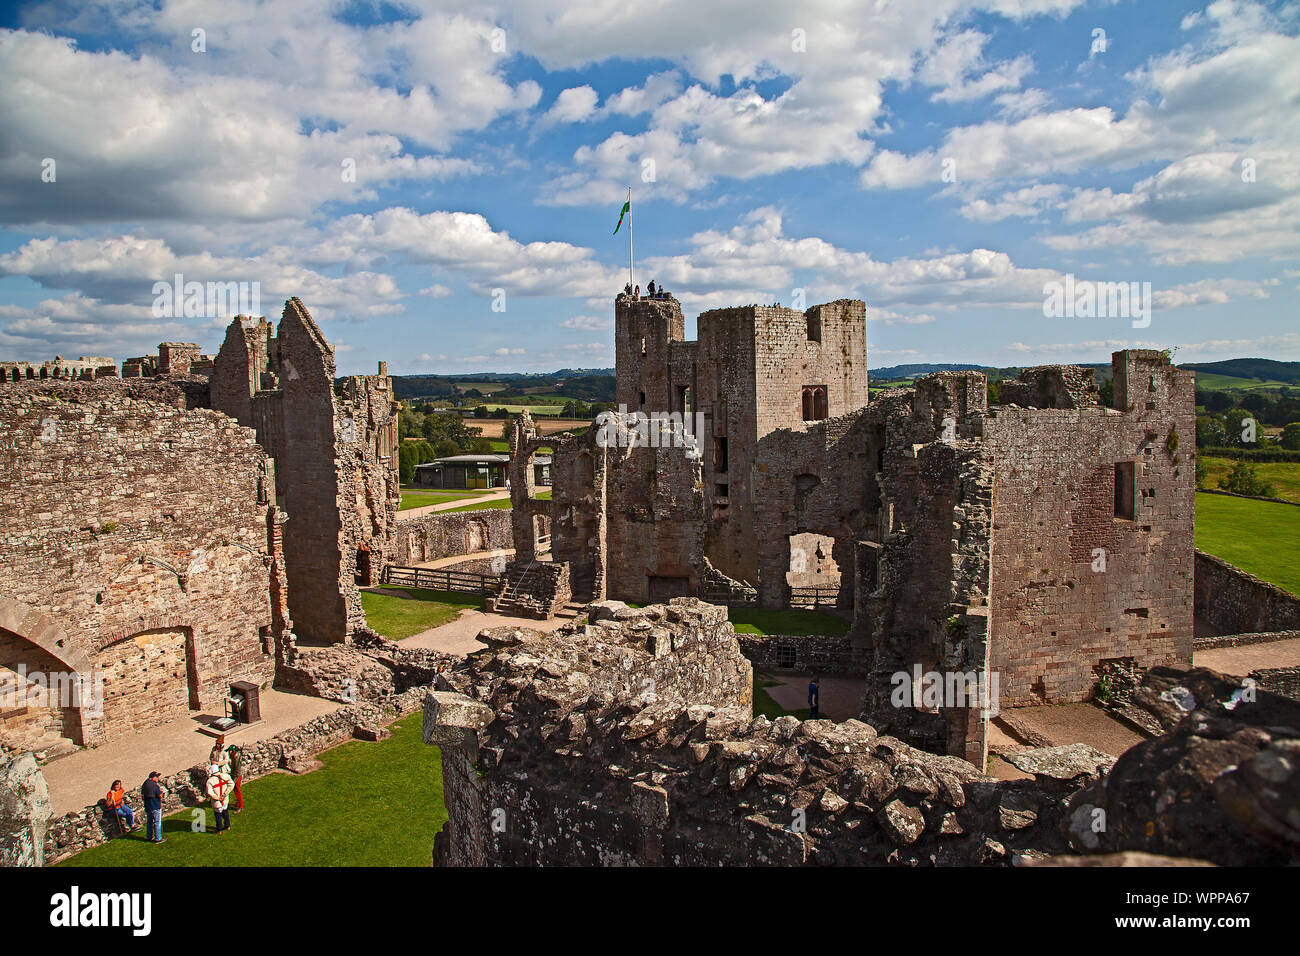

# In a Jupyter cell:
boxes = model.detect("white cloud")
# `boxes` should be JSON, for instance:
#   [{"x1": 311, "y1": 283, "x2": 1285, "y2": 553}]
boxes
[
  {"x1": 540, "y1": 85, "x2": 599, "y2": 127},
  {"x1": 560, "y1": 315, "x2": 613, "y2": 330}
]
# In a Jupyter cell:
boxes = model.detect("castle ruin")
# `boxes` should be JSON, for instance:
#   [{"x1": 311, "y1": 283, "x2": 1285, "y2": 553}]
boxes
[{"x1": 505, "y1": 292, "x2": 1197, "y2": 766}]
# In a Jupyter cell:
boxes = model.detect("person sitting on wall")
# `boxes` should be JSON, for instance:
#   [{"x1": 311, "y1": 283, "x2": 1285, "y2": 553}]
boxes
[
  {"x1": 633, "y1": 284, "x2": 640, "y2": 299},
  {"x1": 623, "y1": 283, "x2": 632, "y2": 296},
  {"x1": 106, "y1": 779, "x2": 141, "y2": 832}
]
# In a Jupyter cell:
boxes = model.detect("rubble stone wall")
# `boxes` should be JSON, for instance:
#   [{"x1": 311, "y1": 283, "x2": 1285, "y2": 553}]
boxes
[
  {"x1": 427, "y1": 600, "x2": 1094, "y2": 867},
  {"x1": 394, "y1": 509, "x2": 513, "y2": 565}
]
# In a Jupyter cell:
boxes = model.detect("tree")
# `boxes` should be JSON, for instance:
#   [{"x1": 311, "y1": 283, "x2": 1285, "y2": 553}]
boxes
[
  {"x1": 1098, "y1": 377, "x2": 1113, "y2": 408},
  {"x1": 1280, "y1": 422, "x2": 1300, "y2": 451},
  {"x1": 1222, "y1": 407, "x2": 1257, "y2": 447},
  {"x1": 1218, "y1": 461, "x2": 1275, "y2": 498},
  {"x1": 1195, "y1": 414, "x2": 1226, "y2": 448}
]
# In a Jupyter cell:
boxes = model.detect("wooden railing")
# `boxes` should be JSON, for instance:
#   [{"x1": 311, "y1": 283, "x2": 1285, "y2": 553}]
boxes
[
  {"x1": 382, "y1": 565, "x2": 503, "y2": 595},
  {"x1": 789, "y1": 586, "x2": 844, "y2": 609}
]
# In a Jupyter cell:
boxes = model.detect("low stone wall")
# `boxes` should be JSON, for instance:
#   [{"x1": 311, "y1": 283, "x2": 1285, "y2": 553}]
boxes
[
  {"x1": 1251, "y1": 665, "x2": 1300, "y2": 702},
  {"x1": 1194, "y1": 629, "x2": 1300, "y2": 650},
  {"x1": 1197, "y1": 488, "x2": 1300, "y2": 507},
  {"x1": 394, "y1": 508, "x2": 513, "y2": 565},
  {"x1": 738, "y1": 633, "x2": 863, "y2": 676},
  {"x1": 41, "y1": 687, "x2": 425, "y2": 864},
  {"x1": 1195, "y1": 550, "x2": 1300, "y2": 635}
]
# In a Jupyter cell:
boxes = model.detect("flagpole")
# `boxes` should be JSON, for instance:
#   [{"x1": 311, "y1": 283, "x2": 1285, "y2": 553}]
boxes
[{"x1": 627, "y1": 186, "x2": 634, "y2": 291}]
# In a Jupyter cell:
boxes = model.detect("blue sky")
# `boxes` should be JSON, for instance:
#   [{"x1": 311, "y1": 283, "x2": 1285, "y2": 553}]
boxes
[{"x1": 0, "y1": 0, "x2": 1296, "y2": 375}]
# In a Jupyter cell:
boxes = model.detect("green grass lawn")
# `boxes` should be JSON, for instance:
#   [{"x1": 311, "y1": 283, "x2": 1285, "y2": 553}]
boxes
[
  {"x1": 59, "y1": 712, "x2": 445, "y2": 867},
  {"x1": 361, "y1": 586, "x2": 484, "y2": 639},
  {"x1": 399, "y1": 487, "x2": 494, "y2": 511},
  {"x1": 728, "y1": 607, "x2": 850, "y2": 637},
  {"x1": 440, "y1": 498, "x2": 511, "y2": 512},
  {"x1": 1200, "y1": 457, "x2": 1300, "y2": 503},
  {"x1": 1196, "y1": 491, "x2": 1300, "y2": 595},
  {"x1": 436, "y1": 489, "x2": 549, "y2": 513},
  {"x1": 753, "y1": 675, "x2": 807, "y2": 720}
]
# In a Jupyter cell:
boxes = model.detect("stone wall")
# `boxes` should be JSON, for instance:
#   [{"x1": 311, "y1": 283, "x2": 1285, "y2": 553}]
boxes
[
  {"x1": 0, "y1": 379, "x2": 289, "y2": 747},
  {"x1": 737, "y1": 634, "x2": 858, "y2": 675},
  {"x1": 394, "y1": 508, "x2": 513, "y2": 565},
  {"x1": 983, "y1": 350, "x2": 1196, "y2": 706},
  {"x1": 1195, "y1": 550, "x2": 1300, "y2": 635}
]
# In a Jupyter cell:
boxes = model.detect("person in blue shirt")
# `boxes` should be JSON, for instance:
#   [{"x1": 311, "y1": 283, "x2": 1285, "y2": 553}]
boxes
[{"x1": 808, "y1": 677, "x2": 821, "y2": 718}]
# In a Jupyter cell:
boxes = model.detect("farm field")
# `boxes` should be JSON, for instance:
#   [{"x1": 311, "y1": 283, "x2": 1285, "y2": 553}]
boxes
[
  {"x1": 1191, "y1": 372, "x2": 1294, "y2": 391},
  {"x1": 1199, "y1": 458, "x2": 1300, "y2": 504},
  {"x1": 1195, "y1": 491, "x2": 1300, "y2": 596},
  {"x1": 468, "y1": 417, "x2": 590, "y2": 438}
]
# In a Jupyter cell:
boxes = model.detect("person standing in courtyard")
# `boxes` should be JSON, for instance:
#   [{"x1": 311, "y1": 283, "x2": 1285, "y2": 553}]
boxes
[
  {"x1": 227, "y1": 743, "x2": 245, "y2": 813},
  {"x1": 209, "y1": 733, "x2": 231, "y2": 772},
  {"x1": 206, "y1": 763, "x2": 234, "y2": 834},
  {"x1": 141, "y1": 771, "x2": 166, "y2": 844},
  {"x1": 808, "y1": 677, "x2": 821, "y2": 719}
]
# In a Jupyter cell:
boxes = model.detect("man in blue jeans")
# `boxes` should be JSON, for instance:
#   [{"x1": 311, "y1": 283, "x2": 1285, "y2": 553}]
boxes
[
  {"x1": 808, "y1": 677, "x2": 821, "y2": 719},
  {"x1": 141, "y1": 771, "x2": 166, "y2": 844}
]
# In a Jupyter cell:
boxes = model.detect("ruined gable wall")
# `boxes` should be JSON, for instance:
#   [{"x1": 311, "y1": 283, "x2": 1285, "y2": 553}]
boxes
[
  {"x1": 546, "y1": 432, "x2": 607, "y2": 600},
  {"x1": 271, "y1": 299, "x2": 350, "y2": 644},
  {"x1": 0, "y1": 381, "x2": 282, "y2": 745},
  {"x1": 983, "y1": 351, "x2": 1195, "y2": 706},
  {"x1": 210, "y1": 316, "x2": 271, "y2": 428}
]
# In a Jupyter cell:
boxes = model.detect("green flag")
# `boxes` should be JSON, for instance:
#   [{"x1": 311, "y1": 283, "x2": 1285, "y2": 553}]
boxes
[{"x1": 613, "y1": 199, "x2": 630, "y2": 234}]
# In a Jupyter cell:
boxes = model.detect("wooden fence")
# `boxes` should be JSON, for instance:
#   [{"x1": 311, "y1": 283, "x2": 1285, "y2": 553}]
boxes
[{"x1": 382, "y1": 565, "x2": 503, "y2": 595}]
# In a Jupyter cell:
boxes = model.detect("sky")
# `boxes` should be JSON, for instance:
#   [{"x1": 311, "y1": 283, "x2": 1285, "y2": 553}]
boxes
[{"x1": 0, "y1": 0, "x2": 1296, "y2": 376}]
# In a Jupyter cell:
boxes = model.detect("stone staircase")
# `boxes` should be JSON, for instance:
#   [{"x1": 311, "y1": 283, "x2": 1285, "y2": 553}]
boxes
[{"x1": 489, "y1": 559, "x2": 573, "y2": 620}]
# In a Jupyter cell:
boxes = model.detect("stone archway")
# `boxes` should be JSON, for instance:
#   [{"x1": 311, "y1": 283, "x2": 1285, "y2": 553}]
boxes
[{"x1": 0, "y1": 598, "x2": 94, "y2": 747}]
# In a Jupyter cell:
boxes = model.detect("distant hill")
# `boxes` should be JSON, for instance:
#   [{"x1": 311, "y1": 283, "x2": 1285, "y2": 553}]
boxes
[
  {"x1": 869, "y1": 363, "x2": 985, "y2": 379},
  {"x1": 386, "y1": 369, "x2": 615, "y2": 402},
  {"x1": 1181, "y1": 359, "x2": 1300, "y2": 386}
]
